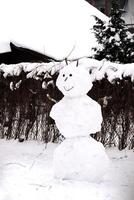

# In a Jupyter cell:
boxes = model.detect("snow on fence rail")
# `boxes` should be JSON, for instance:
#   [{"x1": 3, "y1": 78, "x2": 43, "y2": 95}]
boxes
[
  {"x1": 1, "y1": 58, "x2": 134, "y2": 82},
  {"x1": 0, "y1": 58, "x2": 134, "y2": 150}
]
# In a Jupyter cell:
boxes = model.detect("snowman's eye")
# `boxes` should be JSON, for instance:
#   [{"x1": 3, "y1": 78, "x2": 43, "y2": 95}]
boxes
[
  {"x1": 69, "y1": 74, "x2": 72, "y2": 77},
  {"x1": 63, "y1": 74, "x2": 65, "y2": 77}
]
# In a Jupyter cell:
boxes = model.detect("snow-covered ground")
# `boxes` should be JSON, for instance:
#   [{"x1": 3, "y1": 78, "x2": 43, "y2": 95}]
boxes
[{"x1": 0, "y1": 139, "x2": 134, "y2": 200}]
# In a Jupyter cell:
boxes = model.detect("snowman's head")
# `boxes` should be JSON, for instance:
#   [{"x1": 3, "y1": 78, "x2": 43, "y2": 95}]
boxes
[{"x1": 56, "y1": 63, "x2": 93, "y2": 97}]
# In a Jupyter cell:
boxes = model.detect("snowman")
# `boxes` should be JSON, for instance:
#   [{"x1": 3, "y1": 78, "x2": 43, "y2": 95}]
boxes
[{"x1": 50, "y1": 62, "x2": 109, "y2": 182}]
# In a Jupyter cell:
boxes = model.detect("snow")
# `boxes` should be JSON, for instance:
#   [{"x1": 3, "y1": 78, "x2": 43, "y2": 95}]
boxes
[
  {"x1": 0, "y1": 0, "x2": 108, "y2": 60},
  {"x1": 0, "y1": 139, "x2": 134, "y2": 200},
  {"x1": 78, "y1": 58, "x2": 134, "y2": 82},
  {"x1": 0, "y1": 62, "x2": 62, "y2": 79},
  {"x1": 109, "y1": 33, "x2": 120, "y2": 43},
  {"x1": 1, "y1": 58, "x2": 134, "y2": 84}
]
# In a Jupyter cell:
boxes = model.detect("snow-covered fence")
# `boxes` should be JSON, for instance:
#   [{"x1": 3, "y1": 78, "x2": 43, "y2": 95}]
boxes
[
  {"x1": 0, "y1": 63, "x2": 61, "y2": 143},
  {"x1": 0, "y1": 59, "x2": 134, "y2": 149},
  {"x1": 89, "y1": 77, "x2": 134, "y2": 150}
]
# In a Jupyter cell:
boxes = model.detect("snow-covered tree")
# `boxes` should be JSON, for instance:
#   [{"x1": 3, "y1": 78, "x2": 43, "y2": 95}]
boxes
[
  {"x1": 93, "y1": 0, "x2": 134, "y2": 63},
  {"x1": 92, "y1": 16, "x2": 106, "y2": 60},
  {"x1": 93, "y1": 16, "x2": 105, "y2": 45}
]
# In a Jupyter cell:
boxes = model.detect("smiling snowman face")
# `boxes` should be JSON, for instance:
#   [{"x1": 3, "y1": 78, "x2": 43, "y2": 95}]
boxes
[{"x1": 56, "y1": 63, "x2": 93, "y2": 97}]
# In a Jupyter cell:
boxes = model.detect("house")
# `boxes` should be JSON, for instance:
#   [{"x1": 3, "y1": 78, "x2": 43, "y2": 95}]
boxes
[
  {"x1": 122, "y1": 0, "x2": 134, "y2": 32},
  {"x1": 86, "y1": 0, "x2": 134, "y2": 32},
  {"x1": 86, "y1": 0, "x2": 126, "y2": 15}
]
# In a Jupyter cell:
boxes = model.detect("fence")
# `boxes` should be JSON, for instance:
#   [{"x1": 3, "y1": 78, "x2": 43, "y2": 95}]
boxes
[{"x1": 0, "y1": 73, "x2": 134, "y2": 150}]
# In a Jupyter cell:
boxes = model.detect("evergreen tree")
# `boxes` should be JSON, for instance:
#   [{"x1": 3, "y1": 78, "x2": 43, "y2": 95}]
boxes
[
  {"x1": 93, "y1": 0, "x2": 134, "y2": 63},
  {"x1": 93, "y1": 16, "x2": 105, "y2": 44},
  {"x1": 92, "y1": 16, "x2": 107, "y2": 60}
]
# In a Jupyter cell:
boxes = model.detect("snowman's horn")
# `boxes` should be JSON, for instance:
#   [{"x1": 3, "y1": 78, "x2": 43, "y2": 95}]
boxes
[
  {"x1": 65, "y1": 58, "x2": 68, "y2": 65},
  {"x1": 76, "y1": 60, "x2": 79, "y2": 67}
]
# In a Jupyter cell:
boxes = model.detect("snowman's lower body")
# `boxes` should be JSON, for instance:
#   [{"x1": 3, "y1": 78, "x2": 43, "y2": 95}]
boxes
[{"x1": 53, "y1": 137, "x2": 109, "y2": 182}]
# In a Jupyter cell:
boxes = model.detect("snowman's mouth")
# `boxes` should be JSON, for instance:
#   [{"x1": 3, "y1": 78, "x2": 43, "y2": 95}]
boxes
[{"x1": 63, "y1": 86, "x2": 74, "y2": 91}]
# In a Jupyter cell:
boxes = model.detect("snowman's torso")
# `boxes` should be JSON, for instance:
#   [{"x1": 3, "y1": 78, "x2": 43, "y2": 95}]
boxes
[{"x1": 50, "y1": 95, "x2": 102, "y2": 138}]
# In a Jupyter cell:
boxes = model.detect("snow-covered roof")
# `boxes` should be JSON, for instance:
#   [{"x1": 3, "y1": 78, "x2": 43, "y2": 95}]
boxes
[{"x1": 0, "y1": 0, "x2": 108, "y2": 60}]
